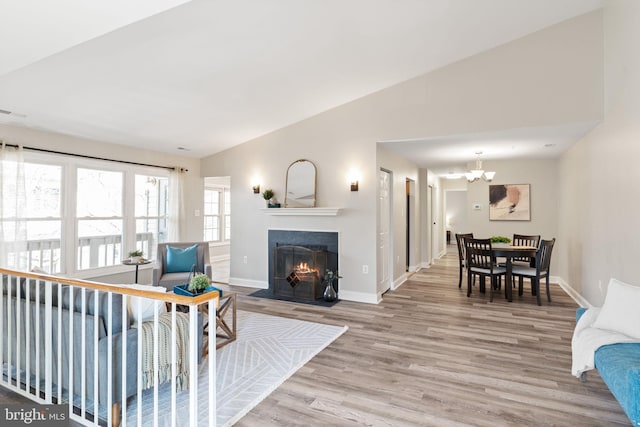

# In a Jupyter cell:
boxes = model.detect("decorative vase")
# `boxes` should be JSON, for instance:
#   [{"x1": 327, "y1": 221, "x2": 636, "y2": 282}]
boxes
[{"x1": 323, "y1": 279, "x2": 338, "y2": 302}]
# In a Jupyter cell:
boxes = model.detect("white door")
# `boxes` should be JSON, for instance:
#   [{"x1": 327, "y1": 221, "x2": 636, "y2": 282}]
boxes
[
  {"x1": 431, "y1": 185, "x2": 438, "y2": 263},
  {"x1": 378, "y1": 169, "x2": 392, "y2": 294}
]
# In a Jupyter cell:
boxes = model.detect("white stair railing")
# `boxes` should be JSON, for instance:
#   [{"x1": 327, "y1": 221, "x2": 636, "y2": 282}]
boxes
[{"x1": 0, "y1": 268, "x2": 218, "y2": 427}]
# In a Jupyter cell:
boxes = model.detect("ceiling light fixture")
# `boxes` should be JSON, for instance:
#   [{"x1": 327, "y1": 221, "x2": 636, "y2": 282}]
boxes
[{"x1": 464, "y1": 152, "x2": 495, "y2": 183}]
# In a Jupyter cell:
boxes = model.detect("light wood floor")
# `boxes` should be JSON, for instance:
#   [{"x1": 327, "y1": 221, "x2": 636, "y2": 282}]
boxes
[
  {"x1": 230, "y1": 251, "x2": 628, "y2": 426},
  {"x1": 0, "y1": 252, "x2": 628, "y2": 426}
]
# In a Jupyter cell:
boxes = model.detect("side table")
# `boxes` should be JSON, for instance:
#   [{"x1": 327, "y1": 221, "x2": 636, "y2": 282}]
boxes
[
  {"x1": 122, "y1": 259, "x2": 152, "y2": 283},
  {"x1": 201, "y1": 292, "x2": 237, "y2": 355}
]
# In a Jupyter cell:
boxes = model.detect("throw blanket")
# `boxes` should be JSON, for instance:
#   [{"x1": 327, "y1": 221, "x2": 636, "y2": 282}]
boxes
[
  {"x1": 140, "y1": 312, "x2": 191, "y2": 391},
  {"x1": 571, "y1": 307, "x2": 638, "y2": 377}
]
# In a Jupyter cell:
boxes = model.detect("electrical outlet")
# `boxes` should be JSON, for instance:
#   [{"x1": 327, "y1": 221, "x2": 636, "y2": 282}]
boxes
[
  {"x1": 243, "y1": 256, "x2": 247, "y2": 264},
  {"x1": 362, "y1": 265, "x2": 369, "y2": 274},
  {"x1": 194, "y1": 209, "x2": 201, "y2": 217}
]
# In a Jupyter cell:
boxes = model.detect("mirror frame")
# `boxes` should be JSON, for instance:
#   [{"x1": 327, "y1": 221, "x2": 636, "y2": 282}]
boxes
[{"x1": 284, "y1": 159, "x2": 317, "y2": 208}]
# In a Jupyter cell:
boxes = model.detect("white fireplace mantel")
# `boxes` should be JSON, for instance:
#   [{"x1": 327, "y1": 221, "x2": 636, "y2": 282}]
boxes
[{"x1": 261, "y1": 207, "x2": 342, "y2": 216}]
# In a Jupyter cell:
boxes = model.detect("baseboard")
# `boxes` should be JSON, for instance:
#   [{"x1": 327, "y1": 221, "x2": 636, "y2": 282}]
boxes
[
  {"x1": 392, "y1": 273, "x2": 408, "y2": 290},
  {"x1": 420, "y1": 261, "x2": 431, "y2": 269},
  {"x1": 339, "y1": 290, "x2": 380, "y2": 304},
  {"x1": 554, "y1": 276, "x2": 592, "y2": 308},
  {"x1": 408, "y1": 264, "x2": 419, "y2": 273},
  {"x1": 228, "y1": 277, "x2": 268, "y2": 289}
]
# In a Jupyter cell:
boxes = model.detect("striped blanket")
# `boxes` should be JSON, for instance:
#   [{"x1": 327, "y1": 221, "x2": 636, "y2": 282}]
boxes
[{"x1": 139, "y1": 312, "x2": 191, "y2": 391}]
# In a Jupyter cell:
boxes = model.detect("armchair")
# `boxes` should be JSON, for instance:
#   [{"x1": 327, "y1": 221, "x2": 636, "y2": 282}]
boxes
[{"x1": 152, "y1": 242, "x2": 212, "y2": 291}]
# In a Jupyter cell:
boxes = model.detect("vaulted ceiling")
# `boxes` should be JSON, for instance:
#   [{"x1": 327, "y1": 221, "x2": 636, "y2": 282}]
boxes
[{"x1": 0, "y1": 0, "x2": 603, "y2": 166}]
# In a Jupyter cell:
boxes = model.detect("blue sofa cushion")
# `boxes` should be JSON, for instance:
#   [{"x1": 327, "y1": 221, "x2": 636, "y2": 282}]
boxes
[
  {"x1": 595, "y1": 342, "x2": 640, "y2": 426},
  {"x1": 165, "y1": 244, "x2": 198, "y2": 273},
  {"x1": 576, "y1": 307, "x2": 640, "y2": 426}
]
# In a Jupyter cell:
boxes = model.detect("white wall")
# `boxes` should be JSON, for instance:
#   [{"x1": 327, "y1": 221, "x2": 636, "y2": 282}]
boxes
[
  {"x1": 465, "y1": 159, "x2": 559, "y2": 241},
  {"x1": 200, "y1": 11, "x2": 602, "y2": 303},
  {"x1": 446, "y1": 190, "x2": 469, "y2": 238},
  {"x1": 377, "y1": 144, "x2": 421, "y2": 289},
  {"x1": 557, "y1": 0, "x2": 640, "y2": 306}
]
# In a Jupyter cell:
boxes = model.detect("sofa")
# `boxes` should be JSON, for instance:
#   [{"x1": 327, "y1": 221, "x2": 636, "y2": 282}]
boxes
[
  {"x1": 2, "y1": 276, "x2": 138, "y2": 418},
  {"x1": 576, "y1": 307, "x2": 640, "y2": 426}
]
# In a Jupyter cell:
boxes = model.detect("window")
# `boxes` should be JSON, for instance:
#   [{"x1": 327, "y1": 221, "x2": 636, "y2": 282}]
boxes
[
  {"x1": 0, "y1": 161, "x2": 62, "y2": 273},
  {"x1": 203, "y1": 186, "x2": 230, "y2": 243},
  {"x1": 76, "y1": 168, "x2": 123, "y2": 270},
  {"x1": 224, "y1": 188, "x2": 231, "y2": 240},
  {"x1": 135, "y1": 174, "x2": 169, "y2": 260},
  {"x1": 203, "y1": 188, "x2": 220, "y2": 241},
  {"x1": 0, "y1": 149, "x2": 173, "y2": 276}
]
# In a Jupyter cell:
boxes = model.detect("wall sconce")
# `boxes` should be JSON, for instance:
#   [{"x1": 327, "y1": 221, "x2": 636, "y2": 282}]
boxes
[
  {"x1": 252, "y1": 184, "x2": 260, "y2": 194},
  {"x1": 348, "y1": 169, "x2": 360, "y2": 192}
]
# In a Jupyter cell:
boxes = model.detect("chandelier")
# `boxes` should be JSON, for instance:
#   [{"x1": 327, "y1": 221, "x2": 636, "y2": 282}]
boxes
[{"x1": 464, "y1": 152, "x2": 495, "y2": 183}]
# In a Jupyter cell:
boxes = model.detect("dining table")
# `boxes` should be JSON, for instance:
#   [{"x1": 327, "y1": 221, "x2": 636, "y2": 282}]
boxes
[{"x1": 491, "y1": 244, "x2": 538, "y2": 302}]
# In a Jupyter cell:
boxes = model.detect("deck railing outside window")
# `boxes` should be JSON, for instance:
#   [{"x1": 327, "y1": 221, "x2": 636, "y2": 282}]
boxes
[{"x1": 3, "y1": 232, "x2": 155, "y2": 274}]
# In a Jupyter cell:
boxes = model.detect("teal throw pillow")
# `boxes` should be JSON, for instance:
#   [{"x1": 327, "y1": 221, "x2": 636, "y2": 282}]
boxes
[{"x1": 165, "y1": 244, "x2": 198, "y2": 273}]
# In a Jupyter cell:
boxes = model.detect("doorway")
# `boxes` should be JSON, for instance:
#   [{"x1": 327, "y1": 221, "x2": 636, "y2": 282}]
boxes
[
  {"x1": 378, "y1": 168, "x2": 392, "y2": 294},
  {"x1": 203, "y1": 176, "x2": 231, "y2": 283},
  {"x1": 406, "y1": 179, "x2": 415, "y2": 272},
  {"x1": 430, "y1": 184, "x2": 438, "y2": 264}
]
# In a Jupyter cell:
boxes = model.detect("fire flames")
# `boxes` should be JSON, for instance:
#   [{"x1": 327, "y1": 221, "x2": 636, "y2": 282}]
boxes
[{"x1": 295, "y1": 262, "x2": 314, "y2": 274}]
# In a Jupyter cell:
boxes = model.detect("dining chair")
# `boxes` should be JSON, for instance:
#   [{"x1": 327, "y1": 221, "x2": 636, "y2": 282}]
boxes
[
  {"x1": 511, "y1": 234, "x2": 541, "y2": 291},
  {"x1": 455, "y1": 233, "x2": 474, "y2": 288},
  {"x1": 465, "y1": 238, "x2": 506, "y2": 302},
  {"x1": 512, "y1": 234, "x2": 541, "y2": 265},
  {"x1": 512, "y1": 238, "x2": 556, "y2": 305}
]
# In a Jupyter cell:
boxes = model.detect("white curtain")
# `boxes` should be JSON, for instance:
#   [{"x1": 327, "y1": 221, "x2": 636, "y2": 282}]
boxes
[
  {"x1": 167, "y1": 168, "x2": 186, "y2": 242},
  {"x1": 0, "y1": 143, "x2": 28, "y2": 270}
]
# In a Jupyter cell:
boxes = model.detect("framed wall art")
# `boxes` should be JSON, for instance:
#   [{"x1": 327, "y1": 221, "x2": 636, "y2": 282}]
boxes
[{"x1": 489, "y1": 184, "x2": 530, "y2": 221}]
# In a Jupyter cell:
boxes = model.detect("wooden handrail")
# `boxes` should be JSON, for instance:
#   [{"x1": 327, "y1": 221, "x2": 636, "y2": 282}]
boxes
[{"x1": 0, "y1": 267, "x2": 219, "y2": 306}]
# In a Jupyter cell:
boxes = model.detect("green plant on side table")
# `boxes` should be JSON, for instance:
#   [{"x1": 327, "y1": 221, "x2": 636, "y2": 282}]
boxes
[
  {"x1": 491, "y1": 236, "x2": 511, "y2": 244},
  {"x1": 189, "y1": 273, "x2": 211, "y2": 294},
  {"x1": 128, "y1": 249, "x2": 144, "y2": 263}
]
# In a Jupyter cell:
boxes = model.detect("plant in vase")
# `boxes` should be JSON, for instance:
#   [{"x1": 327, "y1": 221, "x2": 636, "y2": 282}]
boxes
[
  {"x1": 323, "y1": 269, "x2": 342, "y2": 302},
  {"x1": 262, "y1": 189, "x2": 275, "y2": 207},
  {"x1": 128, "y1": 249, "x2": 144, "y2": 263},
  {"x1": 188, "y1": 273, "x2": 211, "y2": 294},
  {"x1": 491, "y1": 236, "x2": 511, "y2": 244}
]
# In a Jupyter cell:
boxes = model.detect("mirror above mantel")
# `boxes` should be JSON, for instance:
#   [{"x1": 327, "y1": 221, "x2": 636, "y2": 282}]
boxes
[{"x1": 285, "y1": 159, "x2": 316, "y2": 208}]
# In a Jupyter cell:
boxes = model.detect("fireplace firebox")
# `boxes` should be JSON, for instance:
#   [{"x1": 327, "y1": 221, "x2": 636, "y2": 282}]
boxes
[{"x1": 273, "y1": 245, "x2": 327, "y2": 301}]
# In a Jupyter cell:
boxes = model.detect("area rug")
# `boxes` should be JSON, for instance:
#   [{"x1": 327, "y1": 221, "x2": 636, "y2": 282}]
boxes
[{"x1": 123, "y1": 310, "x2": 348, "y2": 426}]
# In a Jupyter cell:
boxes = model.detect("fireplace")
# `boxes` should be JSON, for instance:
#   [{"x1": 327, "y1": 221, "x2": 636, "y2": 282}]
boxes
[
  {"x1": 273, "y1": 245, "x2": 327, "y2": 300},
  {"x1": 268, "y1": 230, "x2": 339, "y2": 302}
]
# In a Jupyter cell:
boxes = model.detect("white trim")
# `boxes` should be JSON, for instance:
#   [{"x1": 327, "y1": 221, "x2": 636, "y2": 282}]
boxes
[
  {"x1": 420, "y1": 261, "x2": 432, "y2": 269},
  {"x1": 261, "y1": 207, "x2": 341, "y2": 216},
  {"x1": 229, "y1": 277, "x2": 268, "y2": 289},
  {"x1": 408, "y1": 264, "x2": 419, "y2": 273},
  {"x1": 392, "y1": 272, "x2": 408, "y2": 290},
  {"x1": 339, "y1": 289, "x2": 380, "y2": 304},
  {"x1": 554, "y1": 276, "x2": 593, "y2": 308}
]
